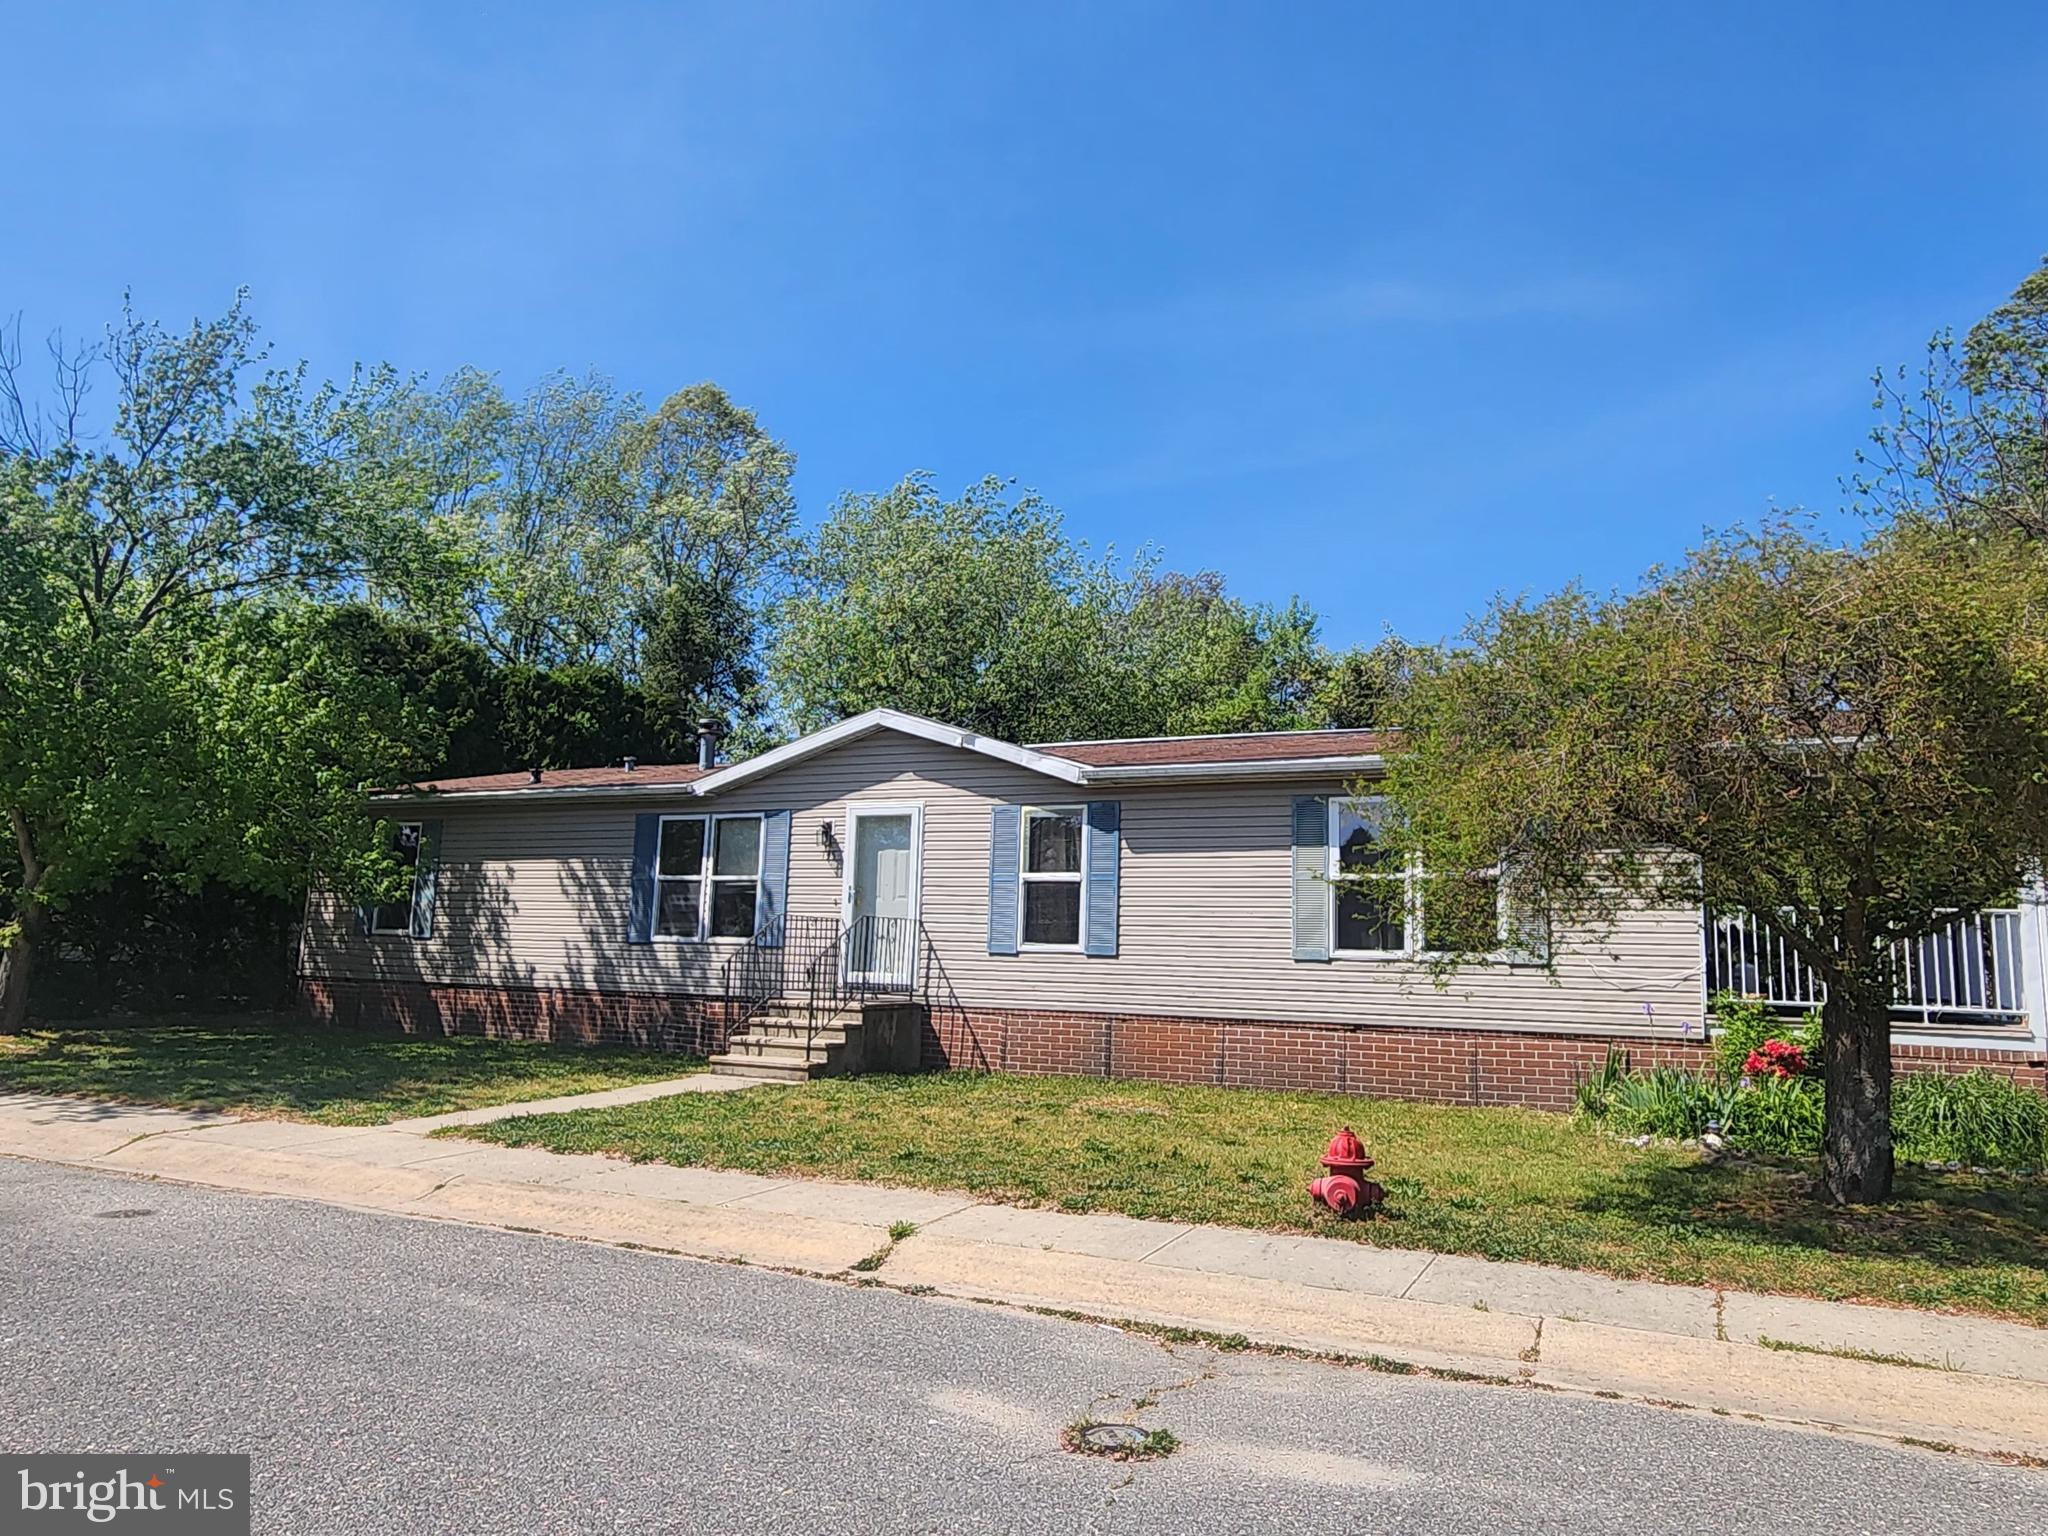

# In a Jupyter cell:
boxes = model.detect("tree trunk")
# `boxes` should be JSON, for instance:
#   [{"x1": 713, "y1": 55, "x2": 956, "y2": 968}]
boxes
[
  {"x1": 0, "y1": 898, "x2": 43, "y2": 1034},
  {"x1": 1818, "y1": 983, "x2": 1894, "y2": 1204},
  {"x1": 2, "y1": 808, "x2": 46, "y2": 1033}
]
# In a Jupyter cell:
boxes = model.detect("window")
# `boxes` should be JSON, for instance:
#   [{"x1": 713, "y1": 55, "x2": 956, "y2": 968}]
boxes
[
  {"x1": 1020, "y1": 805, "x2": 1084, "y2": 948},
  {"x1": 370, "y1": 823, "x2": 422, "y2": 935},
  {"x1": 656, "y1": 814, "x2": 764, "y2": 940},
  {"x1": 1332, "y1": 799, "x2": 1405, "y2": 953},
  {"x1": 1330, "y1": 797, "x2": 1504, "y2": 958}
]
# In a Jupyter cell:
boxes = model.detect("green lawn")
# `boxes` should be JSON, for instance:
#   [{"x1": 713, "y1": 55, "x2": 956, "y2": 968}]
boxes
[
  {"x1": 457, "y1": 1071, "x2": 2048, "y2": 1324},
  {"x1": 0, "y1": 1018, "x2": 700, "y2": 1126}
]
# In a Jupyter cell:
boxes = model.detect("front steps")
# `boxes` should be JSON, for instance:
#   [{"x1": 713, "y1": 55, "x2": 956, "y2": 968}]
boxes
[{"x1": 709, "y1": 999, "x2": 928, "y2": 1082}]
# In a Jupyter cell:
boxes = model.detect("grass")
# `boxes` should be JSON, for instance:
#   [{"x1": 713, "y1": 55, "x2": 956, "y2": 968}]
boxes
[
  {"x1": 0, "y1": 1016, "x2": 699, "y2": 1126},
  {"x1": 456, "y1": 1070, "x2": 2048, "y2": 1324}
]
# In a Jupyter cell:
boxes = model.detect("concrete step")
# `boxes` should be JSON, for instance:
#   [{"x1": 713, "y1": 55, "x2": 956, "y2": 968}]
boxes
[
  {"x1": 737, "y1": 1022, "x2": 854, "y2": 1046},
  {"x1": 727, "y1": 1041, "x2": 847, "y2": 1062},
  {"x1": 706, "y1": 1054, "x2": 820, "y2": 1083}
]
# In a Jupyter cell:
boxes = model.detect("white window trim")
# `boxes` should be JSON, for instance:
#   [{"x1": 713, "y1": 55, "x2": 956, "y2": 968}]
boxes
[
  {"x1": 369, "y1": 822, "x2": 423, "y2": 936},
  {"x1": 1328, "y1": 797, "x2": 1510, "y2": 961},
  {"x1": 1019, "y1": 804, "x2": 1088, "y2": 953},
  {"x1": 654, "y1": 811, "x2": 766, "y2": 944}
]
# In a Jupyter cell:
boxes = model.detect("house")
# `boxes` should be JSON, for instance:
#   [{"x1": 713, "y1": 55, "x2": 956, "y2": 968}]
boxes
[{"x1": 298, "y1": 709, "x2": 2048, "y2": 1109}]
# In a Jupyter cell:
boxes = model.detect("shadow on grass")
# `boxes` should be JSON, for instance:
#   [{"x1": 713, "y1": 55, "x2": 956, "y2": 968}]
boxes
[
  {"x1": 1572, "y1": 1154, "x2": 2048, "y2": 1277},
  {"x1": 0, "y1": 1016, "x2": 696, "y2": 1125}
]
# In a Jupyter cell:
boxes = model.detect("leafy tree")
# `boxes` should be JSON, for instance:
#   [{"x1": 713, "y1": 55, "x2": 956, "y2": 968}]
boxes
[
  {"x1": 1361, "y1": 520, "x2": 2048, "y2": 1203},
  {"x1": 640, "y1": 568, "x2": 759, "y2": 736},
  {"x1": 1110, "y1": 577, "x2": 1326, "y2": 735},
  {"x1": 367, "y1": 370, "x2": 793, "y2": 720},
  {"x1": 1858, "y1": 257, "x2": 2048, "y2": 538},
  {"x1": 1307, "y1": 638, "x2": 1423, "y2": 728},
  {"x1": 770, "y1": 474, "x2": 1343, "y2": 743},
  {"x1": 769, "y1": 474, "x2": 1122, "y2": 741},
  {"x1": 0, "y1": 297, "x2": 450, "y2": 1027}
]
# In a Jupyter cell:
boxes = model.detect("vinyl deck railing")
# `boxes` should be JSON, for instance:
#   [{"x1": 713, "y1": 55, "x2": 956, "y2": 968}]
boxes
[{"x1": 1705, "y1": 907, "x2": 2027, "y2": 1024}]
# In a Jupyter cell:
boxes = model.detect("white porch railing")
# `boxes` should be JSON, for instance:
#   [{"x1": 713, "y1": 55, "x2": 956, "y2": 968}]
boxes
[{"x1": 1705, "y1": 907, "x2": 2028, "y2": 1024}]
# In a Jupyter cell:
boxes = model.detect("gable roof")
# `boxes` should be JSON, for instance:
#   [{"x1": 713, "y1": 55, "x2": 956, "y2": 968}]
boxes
[
  {"x1": 372, "y1": 708, "x2": 1384, "y2": 804},
  {"x1": 690, "y1": 708, "x2": 1089, "y2": 795}
]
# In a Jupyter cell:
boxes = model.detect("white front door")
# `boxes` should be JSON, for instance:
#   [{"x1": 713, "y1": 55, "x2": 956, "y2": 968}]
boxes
[{"x1": 844, "y1": 806, "x2": 920, "y2": 986}]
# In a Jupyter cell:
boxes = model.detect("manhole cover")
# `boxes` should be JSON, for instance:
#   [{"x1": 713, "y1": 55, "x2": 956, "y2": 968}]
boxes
[
  {"x1": 93, "y1": 1208, "x2": 154, "y2": 1220},
  {"x1": 1077, "y1": 1423, "x2": 1150, "y2": 1452}
]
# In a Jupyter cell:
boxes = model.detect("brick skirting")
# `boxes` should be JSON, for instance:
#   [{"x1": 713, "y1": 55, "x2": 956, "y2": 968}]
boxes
[
  {"x1": 300, "y1": 977, "x2": 736, "y2": 1056},
  {"x1": 301, "y1": 978, "x2": 2047, "y2": 1112}
]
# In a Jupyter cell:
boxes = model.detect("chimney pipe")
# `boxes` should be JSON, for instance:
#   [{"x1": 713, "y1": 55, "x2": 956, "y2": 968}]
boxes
[
  {"x1": 528, "y1": 766, "x2": 542, "y2": 784},
  {"x1": 622, "y1": 756, "x2": 637, "y2": 773},
  {"x1": 695, "y1": 717, "x2": 725, "y2": 771}
]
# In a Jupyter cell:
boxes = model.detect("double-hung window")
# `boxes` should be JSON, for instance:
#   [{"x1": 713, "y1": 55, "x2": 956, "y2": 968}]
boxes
[
  {"x1": 1020, "y1": 805, "x2": 1085, "y2": 949},
  {"x1": 1330, "y1": 797, "x2": 1504, "y2": 958},
  {"x1": 370, "y1": 823, "x2": 423, "y2": 935},
  {"x1": 656, "y1": 813, "x2": 764, "y2": 940}
]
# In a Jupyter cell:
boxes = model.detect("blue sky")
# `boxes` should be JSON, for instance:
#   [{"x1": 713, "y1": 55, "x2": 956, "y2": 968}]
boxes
[{"x1": 5, "y1": 2, "x2": 2046, "y2": 647}]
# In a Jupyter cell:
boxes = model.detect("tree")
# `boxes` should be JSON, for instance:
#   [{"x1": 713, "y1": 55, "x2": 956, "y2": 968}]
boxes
[
  {"x1": 1360, "y1": 520, "x2": 2048, "y2": 1203},
  {"x1": 0, "y1": 297, "x2": 450, "y2": 1027},
  {"x1": 769, "y1": 473, "x2": 1345, "y2": 743},
  {"x1": 1110, "y1": 577, "x2": 1327, "y2": 735},
  {"x1": 1307, "y1": 638, "x2": 1423, "y2": 728},
  {"x1": 769, "y1": 474, "x2": 1124, "y2": 741},
  {"x1": 1858, "y1": 257, "x2": 2048, "y2": 538},
  {"x1": 366, "y1": 370, "x2": 794, "y2": 713}
]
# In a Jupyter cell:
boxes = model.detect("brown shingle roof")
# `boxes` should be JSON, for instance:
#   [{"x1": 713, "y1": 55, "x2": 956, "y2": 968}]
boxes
[
  {"x1": 1033, "y1": 729, "x2": 1391, "y2": 768},
  {"x1": 392, "y1": 763, "x2": 709, "y2": 795}
]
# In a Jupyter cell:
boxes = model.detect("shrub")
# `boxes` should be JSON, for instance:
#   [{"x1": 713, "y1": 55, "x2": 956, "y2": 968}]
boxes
[
  {"x1": 1744, "y1": 1039, "x2": 1808, "y2": 1080},
  {"x1": 1572, "y1": 1047, "x2": 1630, "y2": 1120},
  {"x1": 1711, "y1": 991, "x2": 1819, "y2": 1079},
  {"x1": 1605, "y1": 1067, "x2": 1715, "y2": 1140},
  {"x1": 1725, "y1": 1074, "x2": 1824, "y2": 1157},
  {"x1": 1892, "y1": 1071, "x2": 2048, "y2": 1169}
]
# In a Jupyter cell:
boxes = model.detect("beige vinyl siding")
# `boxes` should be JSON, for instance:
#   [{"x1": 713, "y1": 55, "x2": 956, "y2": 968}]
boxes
[{"x1": 302, "y1": 734, "x2": 1707, "y2": 1037}]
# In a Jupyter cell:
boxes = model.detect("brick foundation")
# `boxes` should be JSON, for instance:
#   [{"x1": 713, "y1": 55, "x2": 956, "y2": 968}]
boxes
[
  {"x1": 302, "y1": 978, "x2": 2047, "y2": 1112},
  {"x1": 299, "y1": 977, "x2": 736, "y2": 1056}
]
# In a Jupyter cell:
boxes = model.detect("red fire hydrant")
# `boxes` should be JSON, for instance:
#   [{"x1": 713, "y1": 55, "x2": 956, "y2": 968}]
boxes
[{"x1": 1308, "y1": 1126, "x2": 1385, "y2": 1216}]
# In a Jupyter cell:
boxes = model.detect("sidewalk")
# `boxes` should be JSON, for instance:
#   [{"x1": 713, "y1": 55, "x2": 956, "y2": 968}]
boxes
[{"x1": 3, "y1": 1087, "x2": 2044, "y2": 1461}]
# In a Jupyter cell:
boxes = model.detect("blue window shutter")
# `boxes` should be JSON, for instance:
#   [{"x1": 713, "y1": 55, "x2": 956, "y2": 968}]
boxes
[
  {"x1": 409, "y1": 820, "x2": 443, "y2": 939},
  {"x1": 354, "y1": 900, "x2": 372, "y2": 938},
  {"x1": 758, "y1": 810, "x2": 792, "y2": 945},
  {"x1": 1084, "y1": 801, "x2": 1121, "y2": 957},
  {"x1": 987, "y1": 805, "x2": 1021, "y2": 955},
  {"x1": 628, "y1": 813, "x2": 661, "y2": 945},
  {"x1": 1291, "y1": 795, "x2": 1331, "y2": 962}
]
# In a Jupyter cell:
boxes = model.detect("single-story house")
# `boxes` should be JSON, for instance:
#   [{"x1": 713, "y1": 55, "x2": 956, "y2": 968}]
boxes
[{"x1": 298, "y1": 709, "x2": 2048, "y2": 1109}]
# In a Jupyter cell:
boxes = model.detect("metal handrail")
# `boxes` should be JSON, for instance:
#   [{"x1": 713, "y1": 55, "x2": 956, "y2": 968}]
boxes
[
  {"x1": 719, "y1": 913, "x2": 842, "y2": 1049},
  {"x1": 724, "y1": 912, "x2": 960, "y2": 1066}
]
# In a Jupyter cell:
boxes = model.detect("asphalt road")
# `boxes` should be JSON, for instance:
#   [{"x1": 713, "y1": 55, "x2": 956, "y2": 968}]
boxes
[{"x1": 2, "y1": 1159, "x2": 2041, "y2": 1534}]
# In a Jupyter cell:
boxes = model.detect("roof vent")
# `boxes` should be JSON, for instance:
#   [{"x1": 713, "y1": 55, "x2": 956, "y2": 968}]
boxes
[
  {"x1": 695, "y1": 717, "x2": 725, "y2": 771},
  {"x1": 622, "y1": 756, "x2": 638, "y2": 772},
  {"x1": 528, "y1": 766, "x2": 543, "y2": 784}
]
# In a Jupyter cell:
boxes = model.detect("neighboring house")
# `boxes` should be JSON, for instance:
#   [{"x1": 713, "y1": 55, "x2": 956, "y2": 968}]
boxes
[{"x1": 298, "y1": 709, "x2": 2048, "y2": 1108}]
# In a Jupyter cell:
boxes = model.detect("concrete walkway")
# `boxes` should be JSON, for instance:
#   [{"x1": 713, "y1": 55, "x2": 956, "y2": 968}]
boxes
[
  {"x1": 2, "y1": 1088, "x2": 2044, "y2": 1461},
  {"x1": 385, "y1": 1071, "x2": 759, "y2": 1132}
]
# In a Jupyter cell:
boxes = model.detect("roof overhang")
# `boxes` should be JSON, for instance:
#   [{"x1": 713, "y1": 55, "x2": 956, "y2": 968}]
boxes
[
  {"x1": 368, "y1": 781, "x2": 705, "y2": 808},
  {"x1": 367, "y1": 710, "x2": 1384, "y2": 807},
  {"x1": 1078, "y1": 755, "x2": 1385, "y2": 784}
]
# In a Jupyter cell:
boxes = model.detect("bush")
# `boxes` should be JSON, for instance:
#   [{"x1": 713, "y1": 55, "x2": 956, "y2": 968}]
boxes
[
  {"x1": 1710, "y1": 991, "x2": 1819, "y2": 1079},
  {"x1": 1893, "y1": 1071, "x2": 2048, "y2": 1169},
  {"x1": 1725, "y1": 1074, "x2": 1824, "y2": 1157},
  {"x1": 1604, "y1": 1067, "x2": 1716, "y2": 1140}
]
